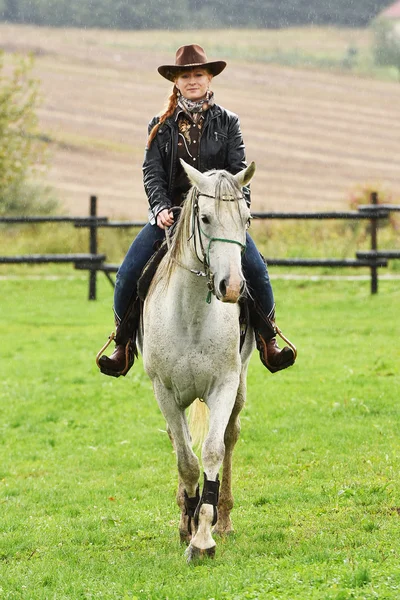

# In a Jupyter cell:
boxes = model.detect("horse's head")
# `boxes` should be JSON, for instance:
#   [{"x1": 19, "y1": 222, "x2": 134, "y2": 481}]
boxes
[{"x1": 181, "y1": 160, "x2": 255, "y2": 303}]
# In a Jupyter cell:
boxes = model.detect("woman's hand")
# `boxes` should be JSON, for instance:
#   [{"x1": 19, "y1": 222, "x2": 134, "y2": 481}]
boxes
[{"x1": 157, "y1": 209, "x2": 174, "y2": 230}]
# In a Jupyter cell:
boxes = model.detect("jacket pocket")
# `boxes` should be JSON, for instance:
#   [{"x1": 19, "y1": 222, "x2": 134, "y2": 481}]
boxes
[
  {"x1": 206, "y1": 130, "x2": 228, "y2": 169},
  {"x1": 213, "y1": 131, "x2": 228, "y2": 143},
  {"x1": 158, "y1": 141, "x2": 169, "y2": 154}
]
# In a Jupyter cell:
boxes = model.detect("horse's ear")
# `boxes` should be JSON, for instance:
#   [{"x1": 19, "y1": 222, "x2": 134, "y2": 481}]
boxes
[
  {"x1": 180, "y1": 159, "x2": 208, "y2": 187},
  {"x1": 234, "y1": 162, "x2": 256, "y2": 187}
]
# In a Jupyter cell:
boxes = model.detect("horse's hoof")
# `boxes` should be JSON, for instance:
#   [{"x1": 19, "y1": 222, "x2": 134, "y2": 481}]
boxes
[{"x1": 185, "y1": 543, "x2": 216, "y2": 563}]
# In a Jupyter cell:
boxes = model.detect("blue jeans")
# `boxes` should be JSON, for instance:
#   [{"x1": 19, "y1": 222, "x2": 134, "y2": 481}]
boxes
[{"x1": 114, "y1": 224, "x2": 274, "y2": 321}]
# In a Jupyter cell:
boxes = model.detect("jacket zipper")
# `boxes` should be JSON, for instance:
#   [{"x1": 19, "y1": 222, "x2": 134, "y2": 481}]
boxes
[
  {"x1": 167, "y1": 124, "x2": 176, "y2": 194},
  {"x1": 199, "y1": 110, "x2": 219, "y2": 171}
]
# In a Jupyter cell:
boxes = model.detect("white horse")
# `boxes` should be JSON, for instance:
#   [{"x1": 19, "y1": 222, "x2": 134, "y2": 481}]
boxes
[{"x1": 140, "y1": 160, "x2": 256, "y2": 562}]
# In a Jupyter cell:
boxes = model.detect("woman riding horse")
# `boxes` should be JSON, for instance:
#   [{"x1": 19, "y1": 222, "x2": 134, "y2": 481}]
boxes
[{"x1": 98, "y1": 44, "x2": 296, "y2": 377}]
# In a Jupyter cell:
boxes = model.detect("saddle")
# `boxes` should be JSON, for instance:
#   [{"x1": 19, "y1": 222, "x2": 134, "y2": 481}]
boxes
[
  {"x1": 116, "y1": 239, "x2": 250, "y2": 362},
  {"x1": 137, "y1": 240, "x2": 168, "y2": 302}
]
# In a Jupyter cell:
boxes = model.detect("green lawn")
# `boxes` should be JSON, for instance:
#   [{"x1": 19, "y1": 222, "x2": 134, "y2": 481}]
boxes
[{"x1": 0, "y1": 275, "x2": 399, "y2": 599}]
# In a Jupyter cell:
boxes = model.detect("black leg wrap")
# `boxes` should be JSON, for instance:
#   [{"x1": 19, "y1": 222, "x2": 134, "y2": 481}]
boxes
[
  {"x1": 194, "y1": 473, "x2": 220, "y2": 529},
  {"x1": 184, "y1": 485, "x2": 200, "y2": 536}
]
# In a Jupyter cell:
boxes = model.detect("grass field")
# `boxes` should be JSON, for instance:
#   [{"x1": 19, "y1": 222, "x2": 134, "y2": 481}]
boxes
[
  {"x1": 1, "y1": 275, "x2": 400, "y2": 599},
  {"x1": 1, "y1": 24, "x2": 400, "y2": 217}
]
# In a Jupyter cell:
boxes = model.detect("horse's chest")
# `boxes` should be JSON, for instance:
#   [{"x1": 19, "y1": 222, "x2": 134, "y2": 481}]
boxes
[
  {"x1": 170, "y1": 356, "x2": 223, "y2": 405},
  {"x1": 146, "y1": 334, "x2": 238, "y2": 404},
  {"x1": 143, "y1": 289, "x2": 240, "y2": 401}
]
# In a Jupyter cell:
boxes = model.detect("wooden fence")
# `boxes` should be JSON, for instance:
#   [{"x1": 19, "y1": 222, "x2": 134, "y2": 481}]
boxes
[{"x1": 1, "y1": 193, "x2": 399, "y2": 299}]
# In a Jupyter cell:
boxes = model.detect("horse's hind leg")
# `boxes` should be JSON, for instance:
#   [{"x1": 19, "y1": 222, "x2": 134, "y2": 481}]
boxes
[{"x1": 213, "y1": 382, "x2": 245, "y2": 536}]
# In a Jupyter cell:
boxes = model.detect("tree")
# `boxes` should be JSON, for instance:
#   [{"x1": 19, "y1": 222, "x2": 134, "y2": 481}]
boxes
[
  {"x1": 0, "y1": 51, "x2": 47, "y2": 213},
  {"x1": 0, "y1": 0, "x2": 393, "y2": 28},
  {"x1": 4, "y1": 0, "x2": 19, "y2": 22}
]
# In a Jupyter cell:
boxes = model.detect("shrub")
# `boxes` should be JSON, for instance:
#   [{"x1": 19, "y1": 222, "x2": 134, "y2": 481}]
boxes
[
  {"x1": 0, "y1": 50, "x2": 50, "y2": 214},
  {"x1": 347, "y1": 182, "x2": 399, "y2": 232}
]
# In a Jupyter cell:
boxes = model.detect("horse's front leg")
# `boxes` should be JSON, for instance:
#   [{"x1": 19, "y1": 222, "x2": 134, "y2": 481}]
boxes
[
  {"x1": 167, "y1": 427, "x2": 194, "y2": 544},
  {"x1": 153, "y1": 382, "x2": 200, "y2": 545},
  {"x1": 187, "y1": 376, "x2": 239, "y2": 562},
  {"x1": 213, "y1": 378, "x2": 246, "y2": 536}
]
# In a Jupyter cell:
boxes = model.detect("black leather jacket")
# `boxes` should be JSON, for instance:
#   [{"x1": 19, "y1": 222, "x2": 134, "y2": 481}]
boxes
[{"x1": 142, "y1": 104, "x2": 251, "y2": 223}]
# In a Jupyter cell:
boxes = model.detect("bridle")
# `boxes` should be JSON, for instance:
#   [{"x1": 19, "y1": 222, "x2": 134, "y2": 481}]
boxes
[{"x1": 167, "y1": 188, "x2": 248, "y2": 303}]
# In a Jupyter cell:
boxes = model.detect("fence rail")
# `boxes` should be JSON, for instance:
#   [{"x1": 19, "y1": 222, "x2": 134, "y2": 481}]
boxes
[
  {"x1": 0, "y1": 216, "x2": 108, "y2": 225},
  {"x1": 0, "y1": 254, "x2": 105, "y2": 264},
  {"x1": 0, "y1": 192, "x2": 398, "y2": 298},
  {"x1": 251, "y1": 210, "x2": 390, "y2": 220}
]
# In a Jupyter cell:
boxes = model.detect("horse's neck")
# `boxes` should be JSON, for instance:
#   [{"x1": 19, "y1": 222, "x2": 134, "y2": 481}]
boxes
[{"x1": 168, "y1": 245, "x2": 238, "y2": 322}]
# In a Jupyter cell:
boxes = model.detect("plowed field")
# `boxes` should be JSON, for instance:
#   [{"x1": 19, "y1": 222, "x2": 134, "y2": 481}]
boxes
[{"x1": 1, "y1": 25, "x2": 400, "y2": 217}]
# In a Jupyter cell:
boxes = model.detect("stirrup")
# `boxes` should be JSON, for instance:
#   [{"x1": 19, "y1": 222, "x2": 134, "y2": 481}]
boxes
[
  {"x1": 95, "y1": 332, "x2": 134, "y2": 378},
  {"x1": 275, "y1": 325, "x2": 297, "y2": 360}
]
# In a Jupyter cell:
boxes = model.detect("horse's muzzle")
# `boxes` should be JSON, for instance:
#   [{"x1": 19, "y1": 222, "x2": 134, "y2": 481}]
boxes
[{"x1": 218, "y1": 277, "x2": 245, "y2": 303}]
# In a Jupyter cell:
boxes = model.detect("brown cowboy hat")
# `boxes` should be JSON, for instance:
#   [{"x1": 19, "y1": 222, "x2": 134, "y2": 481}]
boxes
[{"x1": 158, "y1": 44, "x2": 226, "y2": 82}]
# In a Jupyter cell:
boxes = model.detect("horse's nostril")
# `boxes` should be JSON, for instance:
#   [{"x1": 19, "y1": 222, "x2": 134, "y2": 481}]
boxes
[{"x1": 219, "y1": 279, "x2": 227, "y2": 297}]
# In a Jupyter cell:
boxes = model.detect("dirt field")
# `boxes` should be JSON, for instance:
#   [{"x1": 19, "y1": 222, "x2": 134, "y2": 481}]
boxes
[{"x1": 1, "y1": 25, "x2": 400, "y2": 218}]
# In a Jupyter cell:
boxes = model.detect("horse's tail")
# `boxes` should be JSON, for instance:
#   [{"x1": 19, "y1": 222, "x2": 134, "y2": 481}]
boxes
[{"x1": 188, "y1": 399, "x2": 209, "y2": 450}]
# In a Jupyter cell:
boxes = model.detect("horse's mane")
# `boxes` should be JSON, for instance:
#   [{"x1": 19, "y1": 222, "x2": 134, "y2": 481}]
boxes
[{"x1": 149, "y1": 170, "x2": 244, "y2": 294}]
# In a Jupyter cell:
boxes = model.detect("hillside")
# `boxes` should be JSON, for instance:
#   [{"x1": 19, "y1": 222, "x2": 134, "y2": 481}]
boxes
[{"x1": 1, "y1": 25, "x2": 400, "y2": 218}]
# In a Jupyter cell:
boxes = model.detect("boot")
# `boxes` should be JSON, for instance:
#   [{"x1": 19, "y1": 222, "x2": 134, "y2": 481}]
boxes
[
  {"x1": 251, "y1": 304, "x2": 297, "y2": 373},
  {"x1": 255, "y1": 331, "x2": 296, "y2": 373},
  {"x1": 96, "y1": 332, "x2": 135, "y2": 377},
  {"x1": 96, "y1": 323, "x2": 136, "y2": 378},
  {"x1": 96, "y1": 299, "x2": 140, "y2": 378},
  {"x1": 100, "y1": 343, "x2": 128, "y2": 372},
  {"x1": 96, "y1": 241, "x2": 167, "y2": 378}
]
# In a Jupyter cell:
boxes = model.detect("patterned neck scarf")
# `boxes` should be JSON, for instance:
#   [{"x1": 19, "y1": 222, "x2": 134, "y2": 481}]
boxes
[{"x1": 177, "y1": 91, "x2": 215, "y2": 123}]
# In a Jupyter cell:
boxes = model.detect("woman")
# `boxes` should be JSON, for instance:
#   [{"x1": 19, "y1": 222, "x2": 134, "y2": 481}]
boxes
[{"x1": 98, "y1": 44, "x2": 296, "y2": 377}]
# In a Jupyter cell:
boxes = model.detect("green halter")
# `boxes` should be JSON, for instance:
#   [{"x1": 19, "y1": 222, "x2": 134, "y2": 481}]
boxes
[{"x1": 194, "y1": 191, "x2": 247, "y2": 303}]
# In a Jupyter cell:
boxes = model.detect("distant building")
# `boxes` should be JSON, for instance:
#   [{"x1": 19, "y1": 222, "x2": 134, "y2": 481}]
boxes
[{"x1": 378, "y1": 1, "x2": 400, "y2": 20}]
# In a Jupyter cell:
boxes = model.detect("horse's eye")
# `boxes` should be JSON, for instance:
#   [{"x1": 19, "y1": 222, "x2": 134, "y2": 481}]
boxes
[{"x1": 201, "y1": 215, "x2": 210, "y2": 225}]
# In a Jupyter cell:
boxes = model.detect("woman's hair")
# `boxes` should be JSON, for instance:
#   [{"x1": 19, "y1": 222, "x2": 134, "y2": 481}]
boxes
[{"x1": 147, "y1": 85, "x2": 179, "y2": 148}]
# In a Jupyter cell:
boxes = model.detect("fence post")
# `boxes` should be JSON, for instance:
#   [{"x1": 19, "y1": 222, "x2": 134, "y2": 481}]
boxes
[
  {"x1": 370, "y1": 191, "x2": 378, "y2": 295},
  {"x1": 89, "y1": 195, "x2": 98, "y2": 300}
]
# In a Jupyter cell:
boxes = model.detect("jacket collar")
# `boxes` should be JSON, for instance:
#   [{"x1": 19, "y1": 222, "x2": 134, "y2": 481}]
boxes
[{"x1": 167, "y1": 103, "x2": 221, "y2": 127}]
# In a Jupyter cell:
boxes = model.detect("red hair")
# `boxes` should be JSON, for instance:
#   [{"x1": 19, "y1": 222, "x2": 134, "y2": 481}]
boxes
[{"x1": 147, "y1": 85, "x2": 179, "y2": 148}]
